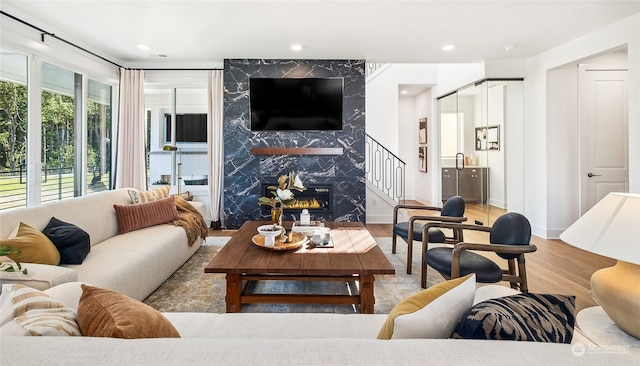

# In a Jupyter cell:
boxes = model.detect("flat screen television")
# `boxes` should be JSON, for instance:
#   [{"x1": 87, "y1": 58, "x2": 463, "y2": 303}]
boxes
[
  {"x1": 250, "y1": 77, "x2": 343, "y2": 131},
  {"x1": 164, "y1": 113, "x2": 207, "y2": 143}
]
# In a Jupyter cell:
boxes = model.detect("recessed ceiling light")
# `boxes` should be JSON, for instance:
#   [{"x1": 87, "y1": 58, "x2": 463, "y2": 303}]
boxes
[
  {"x1": 291, "y1": 44, "x2": 303, "y2": 51},
  {"x1": 442, "y1": 44, "x2": 455, "y2": 51},
  {"x1": 137, "y1": 44, "x2": 151, "y2": 51},
  {"x1": 400, "y1": 90, "x2": 408, "y2": 94}
]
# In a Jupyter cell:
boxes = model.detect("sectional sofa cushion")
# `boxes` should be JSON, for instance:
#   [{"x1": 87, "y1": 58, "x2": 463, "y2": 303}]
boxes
[
  {"x1": 452, "y1": 293, "x2": 576, "y2": 343},
  {"x1": 128, "y1": 186, "x2": 170, "y2": 204},
  {"x1": 1, "y1": 222, "x2": 60, "y2": 265},
  {"x1": 113, "y1": 196, "x2": 178, "y2": 234},
  {"x1": 0, "y1": 263, "x2": 77, "y2": 292},
  {"x1": 77, "y1": 284, "x2": 180, "y2": 338},
  {"x1": 0, "y1": 284, "x2": 81, "y2": 336},
  {"x1": 377, "y1": 274, "x2": 476, "y2": 339},
  {"x1": 42, "y1": 217, "x2": 91, "y2": 265}
]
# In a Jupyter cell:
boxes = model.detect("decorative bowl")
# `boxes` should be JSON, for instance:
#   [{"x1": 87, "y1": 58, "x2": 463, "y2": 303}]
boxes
[{"x1": 257, "y1": 224, "x2": 284, "y2": 237}]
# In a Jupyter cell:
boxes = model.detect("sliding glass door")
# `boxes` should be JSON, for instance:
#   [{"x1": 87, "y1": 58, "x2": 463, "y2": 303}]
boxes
[{"x1": 438, "y1": 79, "x2": 522, "y2": 226}]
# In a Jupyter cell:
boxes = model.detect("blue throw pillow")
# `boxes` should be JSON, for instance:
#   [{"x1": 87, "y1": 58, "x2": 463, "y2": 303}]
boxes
[
  {"x1": 451, "y1": 293, "x2": 576, "y2": 343},
  {"x1": 42, "y1": 217, "x2": 91, "y2": 265}
]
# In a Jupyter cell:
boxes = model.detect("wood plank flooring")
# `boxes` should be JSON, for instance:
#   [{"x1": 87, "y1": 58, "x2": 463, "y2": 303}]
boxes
[
  {"x1": 211, "y1": 211, "x2": 614, "y2": 313},
  {"x1": 368, "y1": 223, "x2": 614, "y2": 312}
]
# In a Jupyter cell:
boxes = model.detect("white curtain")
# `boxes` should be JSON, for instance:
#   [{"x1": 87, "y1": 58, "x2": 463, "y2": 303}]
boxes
[
  {"x1": 207, "y1": 70, "x2": 224, "y2": 229},
  {"x1": 115, "y1": 68, "x2": 147, "y2": 190}
]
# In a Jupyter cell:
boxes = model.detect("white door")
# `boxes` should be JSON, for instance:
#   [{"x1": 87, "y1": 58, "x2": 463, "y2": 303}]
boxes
[{"x1": 578, "y1": 65, "x2": 628, "y2": 214}]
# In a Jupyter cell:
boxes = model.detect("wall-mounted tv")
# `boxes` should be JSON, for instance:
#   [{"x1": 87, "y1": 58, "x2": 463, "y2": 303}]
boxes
[
  {"x1": 250, "y1": 77, "x2": 343, "y2": 131},
  {"x1": 164, "y1": 113, "x2": 207, "y2": 143}
]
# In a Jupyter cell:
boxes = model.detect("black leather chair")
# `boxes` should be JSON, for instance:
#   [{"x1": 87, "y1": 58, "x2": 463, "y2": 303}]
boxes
[
  {"x1": 392, "y1": 196, "x2": 466, "y2": 274},
  {"x1": 421, "y1": 212, "x2": 536, "y2": 290}
]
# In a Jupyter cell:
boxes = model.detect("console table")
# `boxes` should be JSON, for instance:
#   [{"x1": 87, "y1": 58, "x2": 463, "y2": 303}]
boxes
[{"x1": 576, "y1": 306, "x2": 640, "y2": 354}]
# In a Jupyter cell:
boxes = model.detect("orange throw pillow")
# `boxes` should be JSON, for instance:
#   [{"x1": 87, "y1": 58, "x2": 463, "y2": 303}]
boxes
[
  {"x1": 113, "y1": 196, "x2": 178, "y2": 234},
  {"x1": 77, "y1": 284, "x2": 180, "y2": 338}
]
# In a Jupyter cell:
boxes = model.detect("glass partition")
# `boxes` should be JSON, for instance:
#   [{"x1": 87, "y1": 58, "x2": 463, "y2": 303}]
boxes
[{"x1": 439, "y1": 79, "x2": 523, "y2": 226}]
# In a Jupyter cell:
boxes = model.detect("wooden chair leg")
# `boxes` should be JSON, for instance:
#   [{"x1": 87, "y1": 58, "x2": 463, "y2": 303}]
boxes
[
  {"x1": 421, "y1": 239, "x2": 430, "y2": 288},
  {"x1": 421, "y1": 252, "x2": 427, "y2": 288},
  {"x1": 518, "y1": 256, "x2": 529, "y2": 292},
  {"x1": 406, "y1": 240, "x2": 413, "y2": 275},
  {"x1": 508, "y1": 259, "x2": 518, "y2": 289},
  {"x1": 392, "y1": 235, "x2": 397, "y2": 254}
]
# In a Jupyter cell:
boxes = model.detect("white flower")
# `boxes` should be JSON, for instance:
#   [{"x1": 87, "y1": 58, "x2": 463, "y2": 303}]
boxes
[
  {"x1": 277, "y1": 189, "x2": 294, "y2": 201},
  {"x1": 293, "y1": 175, "x2": 305, "y2": 189}
]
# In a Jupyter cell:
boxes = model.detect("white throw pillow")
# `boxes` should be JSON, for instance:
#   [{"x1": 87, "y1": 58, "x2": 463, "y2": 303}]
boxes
[
  {"x1": 377, "y1": 274, "x2": 476, "y2": 339},
  {"x1": 0, "y1": 284, "x2": 14, "y2": 326}
]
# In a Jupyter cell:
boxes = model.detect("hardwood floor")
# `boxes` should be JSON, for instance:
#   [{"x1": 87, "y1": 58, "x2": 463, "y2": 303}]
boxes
[
  {"x1": 368, "y1": 200, "x2": 615, "y2": 312},
  {"x1": 368, "y1": 223, "x2": 615, "y2": 312},
  {"x1": 210, "y1": 211, "x2": 614, "y2": 313}
]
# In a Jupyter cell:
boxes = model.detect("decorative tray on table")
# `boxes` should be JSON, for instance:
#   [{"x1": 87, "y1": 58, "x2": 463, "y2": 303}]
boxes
[{"x1": 252, "y1": 231, "x2": 309, "y2": 251}]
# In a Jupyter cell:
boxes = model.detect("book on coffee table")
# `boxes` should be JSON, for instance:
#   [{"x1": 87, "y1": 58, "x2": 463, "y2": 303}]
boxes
[{"x1": 290, "y1": 221, "x2": 324, "y2": 235}]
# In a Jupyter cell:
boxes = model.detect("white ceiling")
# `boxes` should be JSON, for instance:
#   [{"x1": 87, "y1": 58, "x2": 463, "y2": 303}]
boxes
[{"x1": 2, "y1": 1, "x2": 639, "y2": 68}]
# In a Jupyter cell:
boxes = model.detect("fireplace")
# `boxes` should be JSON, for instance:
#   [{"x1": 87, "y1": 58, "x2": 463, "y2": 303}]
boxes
[{"x1": 261, "y1": 184, "x2": 332, "y2": 215}]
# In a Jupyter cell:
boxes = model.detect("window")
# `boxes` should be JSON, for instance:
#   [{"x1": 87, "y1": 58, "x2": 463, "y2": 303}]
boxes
[
  {"x1": 87, "y1": 79, "x2": 112, "y2": 193},
  {"x1": 0, "y1": 56, "x2": 115, "y2": 211},
  {"x1": 0, "y1": 49, "x2": 28, "y2": 209},
  {"x1": 41, "y1": 63, "x2": 78, "y2": 203}
]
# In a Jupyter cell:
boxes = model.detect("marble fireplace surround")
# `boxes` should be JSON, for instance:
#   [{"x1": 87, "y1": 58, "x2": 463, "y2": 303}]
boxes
[{"x1": 223, "y1": 59, "x2": 366, "y2": 229}]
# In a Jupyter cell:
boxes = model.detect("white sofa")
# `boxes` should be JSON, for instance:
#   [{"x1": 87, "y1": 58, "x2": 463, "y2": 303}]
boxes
[
  {"x1": 0, "y1": 188, "x2": 205, "y2": 300},
  {"x1": 1, "y1": 282, "x2": 637, "y2": 365}
]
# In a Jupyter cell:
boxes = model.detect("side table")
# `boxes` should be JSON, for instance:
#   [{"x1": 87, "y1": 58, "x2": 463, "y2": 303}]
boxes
[{"x1": 576, "y1": 306, "x2": 640, "y2": 354}]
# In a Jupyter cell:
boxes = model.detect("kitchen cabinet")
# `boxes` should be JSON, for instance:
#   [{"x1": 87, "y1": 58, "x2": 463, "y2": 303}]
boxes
[{"x1": 442, "y1": 167, "x2": 488, "y2": 204}]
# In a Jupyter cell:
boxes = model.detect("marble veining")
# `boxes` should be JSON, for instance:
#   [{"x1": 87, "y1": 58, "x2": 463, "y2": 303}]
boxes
[{"x1": 223, "y1": 59, "x2": 366, "y2": 229}]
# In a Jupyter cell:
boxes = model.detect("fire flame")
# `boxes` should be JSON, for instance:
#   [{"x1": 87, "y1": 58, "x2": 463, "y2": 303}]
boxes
[{"x1": 288, "y1": 198, "x2": 321, "y2": 209}]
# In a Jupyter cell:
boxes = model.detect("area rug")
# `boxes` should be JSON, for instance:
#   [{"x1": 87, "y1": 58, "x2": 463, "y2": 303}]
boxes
[{"x1": 143, "y1": 236, "x2": 445, "y2": 314}]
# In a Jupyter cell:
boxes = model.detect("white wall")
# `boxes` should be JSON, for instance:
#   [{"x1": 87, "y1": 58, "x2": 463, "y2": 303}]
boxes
[
  {"x1": 412, "y1": 89, "x2": 433, "y2": 203},
  {"x1": 366, "y1": 62, "x2": 489, "y2": 218},
  {"x1": 525, "y1": 13, "x2": 640, "y2": 238},
  {"x1": 398, "y1": 95, "x2": 418, "y2": 200},
  {"x1": 366, "y1": 64, "x2": 438, "y2": 153}
]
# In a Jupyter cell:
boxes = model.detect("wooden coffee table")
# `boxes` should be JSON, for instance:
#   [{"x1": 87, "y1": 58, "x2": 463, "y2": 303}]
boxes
[{"x1": 204, "y1": 221, "x2": 395, "y2": 313}]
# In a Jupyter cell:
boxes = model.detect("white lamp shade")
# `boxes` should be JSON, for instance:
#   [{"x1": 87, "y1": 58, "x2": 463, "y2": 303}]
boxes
[{"x1": 559, "y1": 192, "x2": 640, "y2": 265}]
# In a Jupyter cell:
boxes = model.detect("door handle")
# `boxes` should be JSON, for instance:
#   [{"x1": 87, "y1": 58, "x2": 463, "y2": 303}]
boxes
[
  {"x1": 587, "y1": 172, "x2": 601, "y2": 178},
  {"x1": 455, "y1": 153, "x2": 465, "y2": 170}
]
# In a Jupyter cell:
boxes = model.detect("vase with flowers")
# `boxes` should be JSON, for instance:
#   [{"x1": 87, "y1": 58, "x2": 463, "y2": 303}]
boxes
[{"x1": 258, "y1": 171, "x2": 306, "y2": 225}]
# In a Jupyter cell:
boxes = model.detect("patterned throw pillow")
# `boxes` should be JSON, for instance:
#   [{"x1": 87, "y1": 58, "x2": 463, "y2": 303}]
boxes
[
  {"x1": 113, "y1": 196, "x2": 178, "y2": 234},
  {"x1": 451, "y1": 293, "x2": 576, "y2": 343},
  {"x1": 77, "y1": 284, "x2": 180, "y2": 338},
  {"x1": 128, "y1": 186, "x2": 171, "y2": 204},
  {"x1": 174, "y1": 191, "x2": 193, "y2": 201},
  {"x1": 3, "y1": 284, "x2": 81, "y2": 336},
  {"x1": 377, "y1": 274, "x2": 476, "y2": 339}
]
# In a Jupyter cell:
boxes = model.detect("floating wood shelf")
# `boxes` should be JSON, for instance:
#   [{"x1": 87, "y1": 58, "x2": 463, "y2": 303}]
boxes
[{"x1": 250, "y1": 147, "x2": 344, "y2": 156}]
